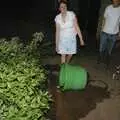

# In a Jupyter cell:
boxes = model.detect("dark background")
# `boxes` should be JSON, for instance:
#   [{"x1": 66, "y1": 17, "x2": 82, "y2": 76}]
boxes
[{"x1": 0, "y1": 0, "x2": 101, "y2": 44}]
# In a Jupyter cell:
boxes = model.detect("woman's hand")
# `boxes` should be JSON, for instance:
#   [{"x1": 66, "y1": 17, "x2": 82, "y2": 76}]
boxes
[{"x1": 80, "y1": 39, "x2": 85, "y2": 46}]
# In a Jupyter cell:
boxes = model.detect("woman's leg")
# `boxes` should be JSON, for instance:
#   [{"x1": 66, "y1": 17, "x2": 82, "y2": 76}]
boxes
[
  {"x1": 66, "y1": 54, "x2": 73, "y2": 63},
  {"x1": 61, "y1": 54, "x2": 66, "y2": 64}
]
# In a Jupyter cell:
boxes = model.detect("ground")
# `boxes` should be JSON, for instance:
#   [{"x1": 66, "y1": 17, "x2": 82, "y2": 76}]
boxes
[{"x1": 41, "y1": 51, "x2": 120, "y2": 120}]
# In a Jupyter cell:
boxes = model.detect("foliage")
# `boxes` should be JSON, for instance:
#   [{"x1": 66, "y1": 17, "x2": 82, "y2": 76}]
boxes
[
  {"x1": 0, "y1": 32, "x2": 52, "y2": 120},
  {"x1": 25, "y1": 32, "x2": 54, "y2": 58}
]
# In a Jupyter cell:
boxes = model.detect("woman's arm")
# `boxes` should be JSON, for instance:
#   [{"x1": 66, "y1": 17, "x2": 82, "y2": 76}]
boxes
[
  {"x1": 55, "y1": 23, "x2": 60, "y2": 51},
  {"x1": 74, "y1": 17, "x2": 84, "y2": 46}
]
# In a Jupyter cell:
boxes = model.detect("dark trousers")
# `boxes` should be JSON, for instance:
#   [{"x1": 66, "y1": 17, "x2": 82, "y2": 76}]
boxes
[{"x1": 98, "y1": 32, "x2": 117, "y2": 66}]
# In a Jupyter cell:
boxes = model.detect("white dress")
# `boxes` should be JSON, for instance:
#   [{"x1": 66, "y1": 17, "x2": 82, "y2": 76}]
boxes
[{"x1": 55, "y1": 11, "x2": 77, "y2": 54}]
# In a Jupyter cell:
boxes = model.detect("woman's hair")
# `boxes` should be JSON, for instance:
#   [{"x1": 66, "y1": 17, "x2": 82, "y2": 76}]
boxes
[{"x1": 59, "y1": 0, "x2": 68, "y2": 7}]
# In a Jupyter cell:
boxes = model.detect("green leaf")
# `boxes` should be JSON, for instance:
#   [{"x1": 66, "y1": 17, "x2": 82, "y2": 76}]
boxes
[{"x1": 0, "y1": 33, "x2": 52, "y2": 120}]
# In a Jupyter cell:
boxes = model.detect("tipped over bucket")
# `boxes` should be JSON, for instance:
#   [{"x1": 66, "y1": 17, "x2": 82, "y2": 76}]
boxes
[{"x1": 59, "y1": 63, "x2": 87, "y2": 91}]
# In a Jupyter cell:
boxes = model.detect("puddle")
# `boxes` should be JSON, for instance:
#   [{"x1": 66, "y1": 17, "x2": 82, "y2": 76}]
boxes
[{"x1": 44, "y1": 64, "x2": 111, "y2": 120}]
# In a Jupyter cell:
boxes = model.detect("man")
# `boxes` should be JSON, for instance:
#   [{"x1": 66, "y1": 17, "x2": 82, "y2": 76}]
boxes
[{"x1": 97, "y1": 0, "x2": 120, "y2": 68}]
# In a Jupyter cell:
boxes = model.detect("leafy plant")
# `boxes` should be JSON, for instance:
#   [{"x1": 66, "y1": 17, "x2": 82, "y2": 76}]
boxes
[{"x1": 0, "y1": 33, "x2": 52, "y2": 120}]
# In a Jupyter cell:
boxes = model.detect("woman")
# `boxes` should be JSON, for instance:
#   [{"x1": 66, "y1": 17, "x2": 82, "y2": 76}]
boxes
[{"x1": 55, "y1": 0, "x2": 84, "y2": 64}]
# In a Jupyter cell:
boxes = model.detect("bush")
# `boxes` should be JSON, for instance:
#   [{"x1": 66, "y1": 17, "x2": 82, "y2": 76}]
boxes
[{"x1": 0, "y1": 33, "x2": 52, "y2": 120}]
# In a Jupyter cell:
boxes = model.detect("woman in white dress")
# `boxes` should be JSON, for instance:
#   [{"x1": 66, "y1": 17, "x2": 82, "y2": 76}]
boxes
[{"x1": 55, "y1": 0, "x2": 84, "y2": 64}]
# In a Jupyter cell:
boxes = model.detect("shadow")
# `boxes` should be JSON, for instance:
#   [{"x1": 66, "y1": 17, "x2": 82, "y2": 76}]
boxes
[{"x1": 44, "y1": 64, "x2": 110, "y2": 120}]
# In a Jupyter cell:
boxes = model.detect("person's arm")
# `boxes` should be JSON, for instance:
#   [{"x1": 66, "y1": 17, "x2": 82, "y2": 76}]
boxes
[
  {"x1": 55, "y1": 23, "x2": 60, "y2": 51},
  {"x1": 74, "y1": 17, "x2": 84, "y2": 46},
  {"x1": 96, "y1": 7, "x2": 107, "y2": 40},
  {"x1": 101, "y1": 16, "x2": 105, "y2": 30},
  {"x1": 102, "y1": 6, "x2": 108, "y2": 30}
]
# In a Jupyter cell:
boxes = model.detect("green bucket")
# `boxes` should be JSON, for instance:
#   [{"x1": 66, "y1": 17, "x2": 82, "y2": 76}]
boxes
[{"x1": 59, "y1": 63, "x2": 87, "y2": 90}]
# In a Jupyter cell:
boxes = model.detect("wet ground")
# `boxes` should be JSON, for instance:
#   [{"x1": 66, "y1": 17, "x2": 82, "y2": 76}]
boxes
[
  {"x1": 42, "y1": 53, "x2": 120, "y2": 120},
  {"x1": 47, "y1": 70, "x2": 110, "y2": 120}
]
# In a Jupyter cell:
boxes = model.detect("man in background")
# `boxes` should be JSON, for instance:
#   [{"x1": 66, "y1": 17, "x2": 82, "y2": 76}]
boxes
[{"x1": 97, "y1": 0, "x2": 120, "y2": 68}]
